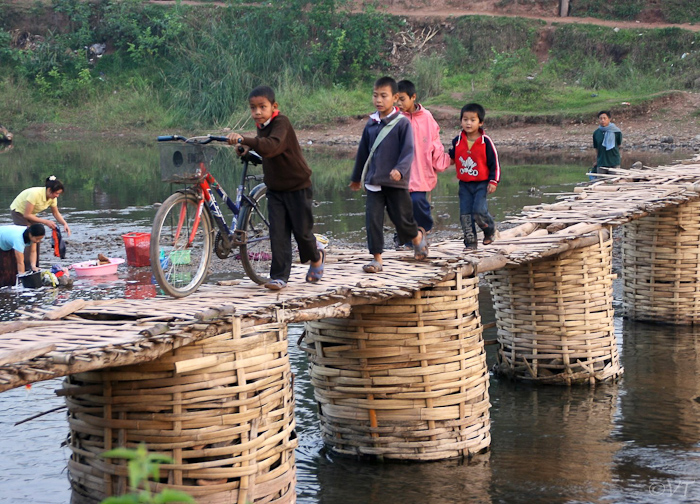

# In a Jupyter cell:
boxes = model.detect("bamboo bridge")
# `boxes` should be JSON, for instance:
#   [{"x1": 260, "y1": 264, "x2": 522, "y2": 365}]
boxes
[{"x1": 2, "y1": 157, "x2": 700, "y2": 504}]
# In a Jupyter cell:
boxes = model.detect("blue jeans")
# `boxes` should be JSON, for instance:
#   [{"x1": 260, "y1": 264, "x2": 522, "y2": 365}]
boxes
[
  {"x1": 410, "y1": 191, "x2": 433, "y2": 232},
  {"x1": 458, "y1": 180, "x2": 495, "y2": 237}
]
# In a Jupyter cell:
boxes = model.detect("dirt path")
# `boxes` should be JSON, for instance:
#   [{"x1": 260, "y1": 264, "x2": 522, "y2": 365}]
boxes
[
  {"x1": 146, "y1": 0, "x2": 700, "y2": 32},
  {"x1": 379, "y1": 5, "x2": 700, "y2": 32}
]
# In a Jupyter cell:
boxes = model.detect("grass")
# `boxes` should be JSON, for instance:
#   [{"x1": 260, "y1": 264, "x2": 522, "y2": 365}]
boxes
[{"x1": 1, "y1": 4, "x2": 698, "y2": 136}]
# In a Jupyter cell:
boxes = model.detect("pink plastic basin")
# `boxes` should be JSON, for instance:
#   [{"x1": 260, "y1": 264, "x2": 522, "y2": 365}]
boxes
[{"x1": 71, "y1": 258, "x2": 125, "y2": 277}]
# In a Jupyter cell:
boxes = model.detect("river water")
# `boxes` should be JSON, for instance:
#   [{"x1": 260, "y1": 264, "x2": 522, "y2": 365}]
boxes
[{"x1": 0, "y1": 140, "x2": 698, "y2": 503}]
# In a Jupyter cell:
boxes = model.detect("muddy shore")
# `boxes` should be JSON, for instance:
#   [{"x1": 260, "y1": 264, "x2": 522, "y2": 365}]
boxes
[{"x1": 295, "y1": 91, "x2": 700, "y2": 153}]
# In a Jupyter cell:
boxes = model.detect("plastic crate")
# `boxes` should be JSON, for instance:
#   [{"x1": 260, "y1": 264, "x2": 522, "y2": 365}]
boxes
[{"x1": 122, "y1": 232, "x2": 151, "y2": 267}]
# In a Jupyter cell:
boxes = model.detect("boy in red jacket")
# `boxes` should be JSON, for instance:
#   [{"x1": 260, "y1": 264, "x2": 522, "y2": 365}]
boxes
[
  {"x1": 448, "y1": 103, "x2": 500, "y2": 250},
  {"x1": 395, "y1": 80, "x2": 452, "y2": 249}
]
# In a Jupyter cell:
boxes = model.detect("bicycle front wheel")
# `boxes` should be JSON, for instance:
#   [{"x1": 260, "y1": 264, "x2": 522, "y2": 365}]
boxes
[
  {"x1": 150, "y1": 191, "x2": 213, "y2": 297},
  {"x1": 238, "y1": 185, "x2": 271, "y2": 285}
]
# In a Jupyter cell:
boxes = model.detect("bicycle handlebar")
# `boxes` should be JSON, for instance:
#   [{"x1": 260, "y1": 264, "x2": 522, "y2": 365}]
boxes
[
  {"x1": 157, "y1": 134, "x2": 230, "y2": 144},
  {"x1": 158, "y1": 134, "x2": 263, "y2": 165},
  {"x1": 157, "y1": 135, "x2": 188, "y2": 142}
]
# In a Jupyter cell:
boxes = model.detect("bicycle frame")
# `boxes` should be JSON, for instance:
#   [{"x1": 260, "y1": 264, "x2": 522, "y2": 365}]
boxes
[
  {"x1": 197, "y1": 163, "x2": 258, "y2": 245},
  {"x1": 172, "y1": 145, "x2": 262, "y2": 249}
]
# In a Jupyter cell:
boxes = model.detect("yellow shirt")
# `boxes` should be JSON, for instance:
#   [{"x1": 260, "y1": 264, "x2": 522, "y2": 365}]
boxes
[{"x1": 10, "y1": 187, "x2": 57, "y2": 215}]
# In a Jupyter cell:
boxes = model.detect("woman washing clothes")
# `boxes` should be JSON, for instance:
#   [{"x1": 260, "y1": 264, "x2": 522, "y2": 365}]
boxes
[
  {"x1": 10, "y1": 176, "x2": 71, "y2": 270},
  {"x1": 0, "y1": 224, "x2": 45, "y2": 287}
]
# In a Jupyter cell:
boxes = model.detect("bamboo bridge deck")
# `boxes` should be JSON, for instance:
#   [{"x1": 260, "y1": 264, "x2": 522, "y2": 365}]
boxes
[{"x1": 1, "y1": 158, "x2": 700, "y2": 393}]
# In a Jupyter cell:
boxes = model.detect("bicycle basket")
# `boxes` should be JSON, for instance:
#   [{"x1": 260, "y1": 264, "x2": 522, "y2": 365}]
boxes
[{"x1": 159, "y1": 143, "x2": 217, "y2": 183}]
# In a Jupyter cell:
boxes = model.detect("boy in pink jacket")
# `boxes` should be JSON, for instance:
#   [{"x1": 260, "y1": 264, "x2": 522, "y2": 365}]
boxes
[{"x1": 395, "y1": 80, "x2": 452, "y2": 248}]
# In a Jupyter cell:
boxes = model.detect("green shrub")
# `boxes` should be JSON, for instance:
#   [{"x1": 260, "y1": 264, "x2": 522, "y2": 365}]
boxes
[
  {"x1": 97, "y1": 0, "x2": 186, "y2": 63},
  {"x1": 444, "y1": 16, "x2": 541, "y2": 71},
  {"x1": 51, "y1": 0, "x2": 92, "y2": 48},
  {"x1": 664, "y1": 0, "x2": 700, "y2": 23},
  {"x1": 411, "y1": 53, "x2": 447, "y2": 99},
  {"x1": 547, "y1": 24, "x2": 700, "y2": 87},
  {"x1": 100, "y1": 444, "x2": 194, "y2": 504},
  {"x1": 163, "y1": 2, "x2": 394, "y2": 124},
  {"x1": 570, "y1": 0, "x2": 644, "y2": 20}
]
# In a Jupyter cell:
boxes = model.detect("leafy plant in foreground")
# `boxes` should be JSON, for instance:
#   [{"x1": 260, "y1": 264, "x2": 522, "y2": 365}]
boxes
[{"x1": 100, "y1": 444, "x2": 194, "y2": 504}]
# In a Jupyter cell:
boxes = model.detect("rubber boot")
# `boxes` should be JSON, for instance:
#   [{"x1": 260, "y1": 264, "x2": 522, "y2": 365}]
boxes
[
  {"x1": 475, "y1": 214, "x2": 496, "y2": 245},
  {"x1": 461, "y1": 214, "x2": 478, "y2": 250}
]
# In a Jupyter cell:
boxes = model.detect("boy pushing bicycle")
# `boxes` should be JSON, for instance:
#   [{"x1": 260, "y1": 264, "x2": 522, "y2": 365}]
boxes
[{"x1": 227, "y1": 85, "x2": 325, "y2": 290}]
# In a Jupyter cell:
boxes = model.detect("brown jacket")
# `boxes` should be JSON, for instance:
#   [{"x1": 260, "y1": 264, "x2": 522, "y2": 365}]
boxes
[{"x1": 242, "y1": 114, "x2": 312, "y2": 192}]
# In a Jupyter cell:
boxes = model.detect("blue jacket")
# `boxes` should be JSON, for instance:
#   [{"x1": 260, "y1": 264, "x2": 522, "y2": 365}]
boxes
[{"x1": 351, "y1": 108, "x2": 414, "y2": 189}]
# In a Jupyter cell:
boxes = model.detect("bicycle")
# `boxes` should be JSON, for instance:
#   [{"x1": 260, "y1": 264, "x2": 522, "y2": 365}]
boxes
[{"x1": 150, "y1": 134, "x2": 271, "y2": 297}]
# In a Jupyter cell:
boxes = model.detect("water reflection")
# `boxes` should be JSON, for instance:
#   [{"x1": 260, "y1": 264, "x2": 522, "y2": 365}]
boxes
[
  {"x1": 489, "y1": 380, "x2": 622, "y2": 504},
  {"x1": 608, "y1": 319, "x2": 700, "y2": 503},
  {"x1": 619, "y1": 319, "x2": 700, "y2": 447}
]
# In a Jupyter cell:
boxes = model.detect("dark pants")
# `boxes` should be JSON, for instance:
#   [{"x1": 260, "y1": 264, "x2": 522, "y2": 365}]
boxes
[
  {"x1": 267, "y1": 187, "x2": 320, "y2": 282},
  {"x1": 11, "y1": 210, "x2": 37, "y2": 271},
  {"x1": 411, "y1": 191, "x2": 433, "y2": 232},
  {"x1": 366, "y1": 186, "x2": 419, "y2": 255},
  {"x1": 458, "y1": 180, "x2": 495, "y2": 238}
]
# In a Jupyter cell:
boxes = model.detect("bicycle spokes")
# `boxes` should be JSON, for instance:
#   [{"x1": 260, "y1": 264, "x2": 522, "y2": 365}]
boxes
[{"x1": 151, "y1": 193, "x2": 213, "y2": 297}]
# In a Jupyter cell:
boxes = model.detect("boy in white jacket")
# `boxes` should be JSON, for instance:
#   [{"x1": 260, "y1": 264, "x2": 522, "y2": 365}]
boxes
[{"x1": 396, "y1": 80, "x2": 452, "y2": 248}]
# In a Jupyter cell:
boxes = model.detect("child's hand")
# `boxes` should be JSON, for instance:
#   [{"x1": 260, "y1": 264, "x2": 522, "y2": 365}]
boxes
[
  {"x1": 235, "y1": 145, "x2": 250, "y2": 157},
  {"x1": 349, "y1": 181, "x2": 361, "y2": 191},
  {"x1": 389, "y1": 169, "x2": 401, "y2": 181},
  {"x1": 488, "y1": 182, "x2": 497, "y2": 194},
  {"x1": 226, "y1": 132, "x2": 243, "y2": 145}
]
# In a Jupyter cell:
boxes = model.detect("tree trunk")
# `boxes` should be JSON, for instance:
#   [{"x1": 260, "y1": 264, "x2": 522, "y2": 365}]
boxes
[{"x1": 560, "y1": 0, "x2": 570, "y2": 17}]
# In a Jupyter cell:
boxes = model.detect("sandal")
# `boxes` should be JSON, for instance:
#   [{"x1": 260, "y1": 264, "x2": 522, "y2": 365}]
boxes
[
  {"x1": 362, "y1": 259, "x2": 383, "y2": 273},
  {"x1": 413, "y1": 227, "x2": 429, "y2": 261},
  {"x1": 306, "y1": 249, "x2": 326, "y2": 283},
  {"x1": 264, "y1": 279, "x2": 287, "y2": 290},
  {"x1": 482, "y1": 234, "x2": 495, "y2": 246}
]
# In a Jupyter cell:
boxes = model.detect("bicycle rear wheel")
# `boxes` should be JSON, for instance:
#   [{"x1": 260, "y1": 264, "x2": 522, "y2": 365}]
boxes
[
  {"x1": 150, "y1": 191, "x2": 213, "y2": 297},
  {"x1": 238, "y1": 185, "x2": 271, "y2": 285}
]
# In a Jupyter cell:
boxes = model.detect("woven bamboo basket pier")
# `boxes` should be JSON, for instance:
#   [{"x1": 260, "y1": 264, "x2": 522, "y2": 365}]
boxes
[
  {"x1": 622, "y1": 200, "x2": 700, "y2": 324},
  {"x1": 302, "y1": 269, "x2": 490, "y2": 461},
  {"x1": 64, "y1": 319, "x2": 297, "y2": 504},
  {"x1": 487, "y1": 230, "x2": 622, "y2": 385}
]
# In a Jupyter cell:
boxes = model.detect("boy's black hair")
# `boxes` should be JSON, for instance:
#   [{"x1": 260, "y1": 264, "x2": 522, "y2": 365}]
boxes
[
  {"x1": 597, "y1": 110, "x2": 612, "y2": 118},
  {"x1": 461, "y1": 103, "x2": 486, "y2": 122},
  {"x1": 45, "y1": 176, "x2": 64, "y2": 193},
  {"x1": 249, "y1": 85, "x2": 276, "y2": 104},
  {"x1": 24, "y1": 223, "x2": 46, "y2": 242},
  {"x1": 397, "y1": 79, "x2": 416, "y2": 97},
  {"x1": 374, "y1": 76, "x2": 398, "y2": 95}
]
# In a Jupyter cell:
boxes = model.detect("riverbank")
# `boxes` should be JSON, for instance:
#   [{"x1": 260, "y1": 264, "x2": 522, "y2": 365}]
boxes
[
  {"x1": 15, "y1": 90, "x2": 699, "y2": 155},
  {"x1": 3, "y1": 1, "x2": 700, "y2": 148},
  {"x1": 294, "y1": 90, "x2": 700, "y2": 152}
]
